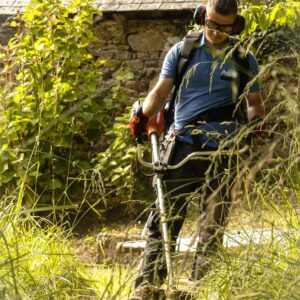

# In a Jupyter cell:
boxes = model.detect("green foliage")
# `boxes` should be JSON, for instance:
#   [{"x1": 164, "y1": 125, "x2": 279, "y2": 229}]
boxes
[
  {"x1": 94, "y1": 109, "x2": 136, "y2": 197},
  {"x1": 1, "y1": 0, "x2": 299, "y2": 212},
  {"x1": 0, "y1": 194, "x2": 135, "y2": 299},
  {"x1": 93, "y1": 102, "x2": 152, "y2": 204},
  {"x1": 0, "y1": 0, "x2": 130, "y2": 207},
  {"x1": 241, "y1": 0, "x2": 300, "y2": 37}
]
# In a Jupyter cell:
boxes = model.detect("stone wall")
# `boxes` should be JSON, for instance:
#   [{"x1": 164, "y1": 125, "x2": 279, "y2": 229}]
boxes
[
  {"x1": 90, "y1": 15, "x2": 190, "y2": 98},
  {"x1": 1, "y1": 13, "x2": 191, "y2": 99},
  {"x1": 0, "y1": 16, "x2": 16, "y2": 45}
]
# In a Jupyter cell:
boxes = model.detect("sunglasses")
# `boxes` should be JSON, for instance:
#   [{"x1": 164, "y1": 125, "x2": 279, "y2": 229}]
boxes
[{"x1": 205, "y1": 18, "x2": 235, "y2": 34}]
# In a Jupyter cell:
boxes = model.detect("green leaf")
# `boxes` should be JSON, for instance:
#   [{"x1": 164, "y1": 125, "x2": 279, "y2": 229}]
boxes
[
  {"x1": 111, "y1": 174, "x2": 121, "y2": 182},
  {"x1": 114, "y1": 167, "x2": 124, "y2": 174},
  {"x1": 0, "y1": 170, "x2": 15, "y2": 183},
  {"x1": 77, "y1": 160, "x2": 90, "y2": 169},
  {"x1": 28, "y1": 171, "x2": 43, "y2": 177},
  {"x1": 286, "y1": 6, "x2": 296, "y2": 28},
  {"x1": 54, "y1": 162, "x2": 68, "y2": 175},
  {"x1": 80, "y1": 112, "x2": 94, "y2": 122},
  {"x1": 108, "y1": 160, "x2": 116, "y2": 167},
  {"x1": 10, "y1": 21, "x2": 18, "y2": 27},
  {"x1": 0, "y1": 163, "x2": 9, "y2": 174},
  {"x1": 49, "y1": 178, "x2": 62, "y2": 190}
]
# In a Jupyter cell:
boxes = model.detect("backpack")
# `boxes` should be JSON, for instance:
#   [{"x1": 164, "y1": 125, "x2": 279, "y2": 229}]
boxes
[{"x1": 165, "y1": 31, "x2": 250, "y2": 132}]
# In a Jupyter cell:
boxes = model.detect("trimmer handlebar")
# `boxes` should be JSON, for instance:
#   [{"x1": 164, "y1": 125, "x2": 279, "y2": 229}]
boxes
[
  {"x1": 136, "y1": 130, "x2": 248, "y2": 291},
  {"x1": 137, "y1": 132, "x2": 249, "y2": 172}
]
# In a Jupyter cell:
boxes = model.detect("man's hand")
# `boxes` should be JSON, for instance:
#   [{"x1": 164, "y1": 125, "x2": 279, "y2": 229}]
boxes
[{"x1": 129, "y1": 101, "x2": 149, "y2": 143}]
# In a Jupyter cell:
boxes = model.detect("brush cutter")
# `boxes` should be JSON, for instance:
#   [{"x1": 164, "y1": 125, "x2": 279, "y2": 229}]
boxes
[
  {"x1": 127, "y1": 101, "x2": 250, "y2": 299},
  {"x1": 133, "y1": 109, "x2": 248, "y2": 299}
]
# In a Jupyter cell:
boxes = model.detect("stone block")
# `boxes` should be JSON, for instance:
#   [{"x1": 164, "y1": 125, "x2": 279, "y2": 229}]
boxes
[
  {"x1": 137, "y1": 52, "x2": 159, "y2": 61},
  {"x1": 148, "y1": 52, "x2": 160, "y2": 60},
  {"x1": 92, "y1": 50, "x2": 114, "y2": 59},
  {"x1": 127, "y1": 31, "x2": 165, "y2": 52},
  {"x1": 136, "y1": 52, "x2": 148, "y2": 60},
  {"x1": 139, "y1": 92, "x2": 147, "y2": 98},
  {"x1": 104, "y1": 59, "x2": 122, "y2": 70},
  {"x1": 144, "y1": 68, "x2": 159, "y2": 79},
  {"x1": 145, "y1": 60, "x2": 159, "y2": 68},
  {"x1": 114, "y1": 51, "x2": 132, "y2": 60},
  {"x1": 117, "y1": 45, "x2": 130, "y2": 51},
  {"x1": 91, "y1": 40, "x2": 107, "y2": 48},
  {"x1": 125, "y1": 60, "x2": 144, "y2": 71},
  {"x1": 167, "y1": 36, "x2": 182, "y2": 45},
  {"x1": 159, "y1": 51, "x2": 167, "y2": 61},
  {"x1": 124, "y1": 80, "x2": 140, "y2": 91},
  {"x1": 0, "y1": 6, "x2": 24, "y2": 14},
  {"x1": 98, "y1": 4, "x2": 120, "y2": 11},
  {"x1": 124, "y1": 89, "x2": 138, "y2": 98},
  {"x1": 139, "y1": 80, "x2": 150, "y2": 92}
]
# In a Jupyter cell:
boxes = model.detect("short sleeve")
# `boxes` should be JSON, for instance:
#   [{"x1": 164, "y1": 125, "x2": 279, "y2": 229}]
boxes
[
  {"x1": 160, "y1": 42, "x2": 182, "y2": 79},
  {"x1": 247, "y1": 51, "x2": 261, "y2": 93}
]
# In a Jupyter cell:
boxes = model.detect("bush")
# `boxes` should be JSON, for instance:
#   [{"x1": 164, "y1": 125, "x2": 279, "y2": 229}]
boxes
[{"x1": 0, "y1": 0, "x2": 131, "y2": 209}]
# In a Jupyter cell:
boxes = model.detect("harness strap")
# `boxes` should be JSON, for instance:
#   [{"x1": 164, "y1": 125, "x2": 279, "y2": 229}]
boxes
[
  {"x1": 231, "y1": 44, "x2": 250, "y2": 124},
  {"x1": 165, "y1": 31, "x2": 203, "y2": 131},
  {"x1": 165, "y1": 31, "x2": 252, "y2": 132},
  {"x1": 175, "y1": 31, "x2": 203, "y2": 86}
]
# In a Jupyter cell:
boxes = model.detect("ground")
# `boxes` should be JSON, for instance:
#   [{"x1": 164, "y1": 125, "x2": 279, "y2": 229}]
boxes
[{"x1": 71, "y1": 199, "x2": 295, "y2": 265}]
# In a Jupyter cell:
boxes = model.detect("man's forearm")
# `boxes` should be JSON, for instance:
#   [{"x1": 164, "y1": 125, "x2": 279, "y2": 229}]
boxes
[
  {"x1": 247, "y1": 103, "x2": 265, "y2": 121},
  {"x1": 142, "y1": 90, "x2": 163, "y2": 119},
  {"x1": 141, "y1": 77, "x2": 174, "y2": 119},
  {"x1": 246, "y1": 92, "x2": 265, "y2": 121}
]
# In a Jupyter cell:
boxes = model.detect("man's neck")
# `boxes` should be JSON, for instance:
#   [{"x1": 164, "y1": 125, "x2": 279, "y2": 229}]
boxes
[
  {"x1": 205, "y1": 37, "x2": 229, "y2": 49},
  {"x1": 205, "y1": 36, "x2": 230, "y2": 56}
]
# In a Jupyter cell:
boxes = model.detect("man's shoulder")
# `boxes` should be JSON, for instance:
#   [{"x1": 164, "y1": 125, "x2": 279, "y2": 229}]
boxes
[
  {"x1": 164, "y1": 41, "x2": 183, "y2": 62},
  {"x1": 170, "y1": 40, "x2": 184, "y2": 52}
]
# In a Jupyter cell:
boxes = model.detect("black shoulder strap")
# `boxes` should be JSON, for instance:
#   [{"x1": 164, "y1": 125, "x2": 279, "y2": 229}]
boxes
[
  {"x1": 165, "y1": 31, "x2": 203, "y2": 131},
  {"x1": 175, "y1": 31, "x2": 203, "y2": 86},
  {"x1": 229, "y1": 38, "x2": 251, "y2": 123}
]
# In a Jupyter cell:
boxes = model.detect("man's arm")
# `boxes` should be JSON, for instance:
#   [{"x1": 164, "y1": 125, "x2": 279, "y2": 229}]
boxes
[
  {"x1": 142, "y1": 78, "x2": 174, "y2": 119},
  {"x1": 246, "y1": 91, "x2": 265, "y2": 121}
]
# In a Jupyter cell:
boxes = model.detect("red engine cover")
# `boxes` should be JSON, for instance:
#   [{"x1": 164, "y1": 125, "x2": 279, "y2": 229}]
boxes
[{"x1": 147, "y1": 110, "x2": 165, "y2": 137}]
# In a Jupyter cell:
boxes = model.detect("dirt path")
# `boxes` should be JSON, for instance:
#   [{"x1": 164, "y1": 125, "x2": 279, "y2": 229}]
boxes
[{"x1": 72, "y1": 205, "x2": 300, "y2": 265}]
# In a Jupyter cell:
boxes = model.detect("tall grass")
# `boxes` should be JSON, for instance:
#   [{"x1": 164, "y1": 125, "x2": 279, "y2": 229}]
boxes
[
  {"x1": 0, "y1": 198, "x2": 83, "y2": 299},
  {"x1": 1, "y1": 83, "x2": 297, "y2": 300},
  {"x1": 1, "y1": 176, "x2": 298, "y2": 299},
  {"x1": 0, "y1": 181, "x2": 137, "y2": 299},
  {"x1": 195, "y1": 180, "x2": 300, "y2": 300}
]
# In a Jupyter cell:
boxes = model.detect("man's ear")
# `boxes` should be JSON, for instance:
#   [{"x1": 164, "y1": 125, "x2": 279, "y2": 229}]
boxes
[
  {"x1": 193, "y1": 5, "x2": 207, "y2": 25},
  {"x1": 232, "y1": 15, "x2": 245, "y2": 35}
]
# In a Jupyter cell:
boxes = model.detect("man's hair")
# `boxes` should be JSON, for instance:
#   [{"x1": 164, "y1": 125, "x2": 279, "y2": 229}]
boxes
[{"x1": 207, "y1": 0, "x2": 238, "y2": 15}]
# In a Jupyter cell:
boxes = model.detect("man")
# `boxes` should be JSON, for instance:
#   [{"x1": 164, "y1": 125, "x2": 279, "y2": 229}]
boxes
[{"x1": 130, "y1": 0, "x2": 265, "y2": 297}]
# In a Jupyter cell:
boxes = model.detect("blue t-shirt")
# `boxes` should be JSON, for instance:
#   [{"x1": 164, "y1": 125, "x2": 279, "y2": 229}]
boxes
[{"x1": 160, "y1": 33, "x2": 261, "y2": 133}]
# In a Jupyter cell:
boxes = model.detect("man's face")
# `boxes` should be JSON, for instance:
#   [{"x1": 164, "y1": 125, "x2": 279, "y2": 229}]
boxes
[{"x1": 204, "y1": 10, "x2": 236, "y2": 46}]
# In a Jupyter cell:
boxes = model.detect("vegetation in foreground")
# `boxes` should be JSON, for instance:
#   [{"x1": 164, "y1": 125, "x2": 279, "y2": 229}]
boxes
[
  {"x1": 0, "y1": 0, "x2": 299, "y2": 299},
  {"x1": 0, "y1": 169, "x2": 299, "y2": 299}
]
